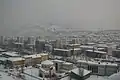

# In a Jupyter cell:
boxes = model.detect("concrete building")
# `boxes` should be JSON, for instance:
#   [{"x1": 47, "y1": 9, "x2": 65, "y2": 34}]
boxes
[
  {"x1": 19, "y1": 36, "x2": 24, "y2": 43},
  {"x1": 52, "y1": 60, "x2": 64, "y2": 72},
  {"x1": 70, "y1": 48, "x2": 81, "y2": 56},
  {"x1": 85, "y1": 50, "x2": 107, "y2": 58},
  {"x1": 54, "y1": 39, "x2": 62, "y2": 48},
  {"x1": 0, "y1": 48, "x2": 6, "y2": 53},
  {"x1": 15, "y1": 36, "x2": 25, "y2": 43},
  {"x1": 96, "y1": 44, "x2": 108, "y2": 52},
  {"x1": 13, "y1": 42, "x2": 24, "y2": 49},
  {"x1": 40, "y1": 53, "x2": 49, "y2": 61},
  {"x1": 80, "y1": 45, "x2": 95, "y2": 53},
  {"x1": 0, "y1": 36, "x2": 6, "y2": 45},
  {"x1": 52, "y1": 59, "x2": 74, "y2": 73},
  {"x1": 27, "y1": 36, "x2": 35, "y2": 45},
  {"x1": 23, "y1": 53, "x2": 48, "y2": 66},
  {"x1": 86, "y1": 42, "x2": 96, "y2": 46},
  {"x1": 24, "y1": 54, "x2": 41, "y2": 66},
  {"x1": 77, "y1": 60, "x2": 118, "y2": 76},
  {"x1": 112, "y1": 49, "x2": 120, "y2": 58},
  {"x1": 8, "y1": 57, "x2": 25, "y2": 67},
  {"x1": 35, "y1": 39, "x2": 45, "y2": 53},
  {"x1": 66, "y1": 44, "x2": 81, "y2": 49},
  {"x1": 70, "y1": 68, "x2": 91, "y2": 80},
  {"x1": 39, "y1": 60, "x2": 57, "y2": 79},
  {"x1": 62, "y1": 62, "x2": 73, "y2": 71},
  {"x1": 53, "y1": 48, "x2": 71, "y2": 57},
  {"x1": 2, "y1": 52, "x2": 20, "y2": 58}
]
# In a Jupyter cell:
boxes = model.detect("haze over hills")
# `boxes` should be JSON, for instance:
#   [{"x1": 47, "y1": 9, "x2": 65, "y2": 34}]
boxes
[
  {"x1": 2, "y1": 24, "x2": 120, "y2": 38},
  {"x1": 1, "y1": 0, "x2": 120, "y2": 36},
  {"x1": 2, "y1": 24, "x2": 59, "y2": 38}
]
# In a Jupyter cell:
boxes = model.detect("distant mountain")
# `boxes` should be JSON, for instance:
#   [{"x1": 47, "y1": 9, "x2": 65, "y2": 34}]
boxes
[
  {"x1": 3, "y1": 23, "x2": 120, "y2": 38},
  {"x1": 14, "y1": 24, "x2": 58, "y2": 38}
]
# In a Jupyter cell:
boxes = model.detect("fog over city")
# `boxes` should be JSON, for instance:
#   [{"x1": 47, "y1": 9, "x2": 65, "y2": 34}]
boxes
[
  {"x1": 1, "y1": 0, "x2": 120, "y2": 80},
  {"x1": 1, "y1": 0, "x2": 120, "y2": 36}
]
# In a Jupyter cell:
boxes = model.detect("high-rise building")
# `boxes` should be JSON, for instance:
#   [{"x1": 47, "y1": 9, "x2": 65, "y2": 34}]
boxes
[
  {"x1": 27, "y1": 36, "x2": 35, "y2": 45},
  {"x1": 16, "y1": 36, "x2": 20, "y2": 43},
  {"x1": 35, "y1": 39, "x2": 45, "y2": 53},
  {"x1": 0, "y1": 36, "x2": 5, "y2": 45},
  {"x1": 19, "y1": 36, "x2": 24, "y2": 43}
]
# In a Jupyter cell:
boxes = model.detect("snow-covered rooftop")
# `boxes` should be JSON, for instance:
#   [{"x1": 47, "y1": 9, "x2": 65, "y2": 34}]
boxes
[
  {"x1": 70, "y1": 48, "x2": 81, "y2": 51},
  {"x1": 63, "y1": 62, "x2": 73, "y2": 65},
  {"x1": 86, "y1": 50, "x2": 107, "y2": 54},
  {"x1": 97, "y1": 44, "x2": 108, "y2": 47},
  {"x1": 2, "y1": 52, "x2": 19, "y2": 57},
  {"x1": 86, "y1": 75, "x2": 108, "y2": 80},
  {"x1": 87, "y1": 43, "x2": 96, "y2": 45},
  {"x1": 108, "y1": 72, "x2": 120, "y2": 80},
  {"x1": 24, "y1": 54, "x2": 41, "y2": 58},
  {"x1": 52, "y1": 59, "x2": 64, "y2": 63},
  {"x1": 71, "y1": 68, "x2": 91, "y2": 76},
  {"x1": 0, "y1": 48, "x2": 5, "y2": 52},
  {"x1": 80, "y1": 45, "x2": 94, "y2": 49},
  {"x1": 54, "y1": 48, "x2": 70, "y2": 52},
  {"x1": 67, "y1": 44, "x2": 80, "y2": 46},
  {"x1": 77, "y1": 60, "x2": 118, "y2": 66},
  {"x1": 41, "y1": 60, "x2": 54, "y2": 65},
  {"x1": 0, "y1": 57, "x2": 7, "y2": 61},
  {"x1": 0, "y1": 72, "x2": 16, "y2": 80},
  {"x1": 8, "y1": 57, "x2": 25, "y2": 61}
]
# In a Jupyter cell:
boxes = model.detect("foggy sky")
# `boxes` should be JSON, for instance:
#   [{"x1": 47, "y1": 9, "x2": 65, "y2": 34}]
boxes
[{"x1": 1, "y1": 0, "x2": 120, "y2": 35}]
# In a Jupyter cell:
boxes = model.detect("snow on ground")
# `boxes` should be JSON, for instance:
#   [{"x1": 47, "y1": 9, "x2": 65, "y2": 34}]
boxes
[
  {"x1": 0, "y1": 72, "x2": 15, "y2": 80},
  {"x1": 24, "y1": 67, "x2": 43, "y2": 80},
  {"x1": 86, "y1": 75, "x2": 108, "y2": 80},
  {"x1": 0, "y1": 65, "x2": 111, "y2": 80},
  {"x1": 24, "y1": 67, "x2": 39, "y2": 77},
  {"x1": 60, "y1": 76, "x2": 77, "y2": 80}
]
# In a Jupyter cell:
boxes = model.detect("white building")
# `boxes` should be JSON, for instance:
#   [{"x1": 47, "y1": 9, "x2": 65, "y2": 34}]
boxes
[
  {"x1": 77, "y1": 60, "x2": 118, "y2": 76},
  {"x1": 39, "y1": 60, "x2": 56, "y2": 79}
]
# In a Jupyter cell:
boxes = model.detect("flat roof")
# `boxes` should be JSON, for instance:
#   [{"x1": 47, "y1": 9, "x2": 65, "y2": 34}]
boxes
[
  {"x1": 80, "y1": 45, "x2": 94, "y2": 49},
  {"x1": 54, "y1": 48, "x2": 70, "y2": 52},
  {"x1": 98, "y1": 48, "x2": 105, "y2": 50},
  {"x1": 2, "y1": 52, "x2": 19, "y2": 57},
  {"x1": 52, "y1": 59, "x2": 64, "y2": 63},
  {"x1": 70, "y1": 48, "x2": 81, "y2": 51},
  {"x1": 8, "y1": 57, "x2": 25, "y2": 61},
  {"x1": 14, "y1": 42, "x2": 24, "y2": 45},
  {"x1": 97, "y1": 44, "x2": 108, "y2": 47},
  {"x1": 40, "y1": 53, "x2": 48, "y2": 56},
  {"x1": 24, "y1": 54, "x2": 41, "y2": 58},
  {"x1": 63, "y1": 62, "x2": 73, "y2": 65},
  {"x1": 86, "y1": 50, "x2": 106, "y2": 54},
  {"x1": 0, "y1": 57, "x2": 8, "y2": 61},
  {"x1": 41, "y1": 60, "x2": 54, "y2": 65},
  {"x1": 0, "y1": 48, "x2": 5, "y2": 52},
  {"x1": 77, "y1": 60, "x2": 118, "y2": 66},
  {"x1": 71, "y1": 68, "x2": 91, "y2": 76},
  {"x1": 67, "y1": 44, "x2": 81, "y2": 46},
  {"x1": 87, "y1": 43, "x2": 96, "y2": 45}
]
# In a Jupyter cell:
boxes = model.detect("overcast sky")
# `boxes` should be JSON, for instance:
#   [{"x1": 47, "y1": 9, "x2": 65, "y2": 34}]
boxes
[{"x1": 1, "y1": 0, "x2": 120, "y2": 34}]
